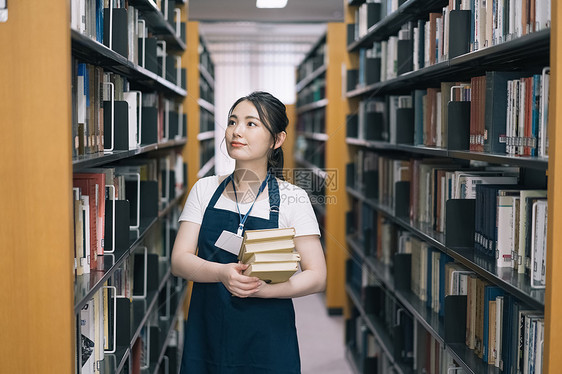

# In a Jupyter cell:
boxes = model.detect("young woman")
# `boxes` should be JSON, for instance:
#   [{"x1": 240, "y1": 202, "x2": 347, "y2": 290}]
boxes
[{"x1": 171, "y1": 91, "x2": 327, "y2": 373}]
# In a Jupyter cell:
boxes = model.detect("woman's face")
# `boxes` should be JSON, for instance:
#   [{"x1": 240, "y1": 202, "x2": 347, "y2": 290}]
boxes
[{"x1": 225, "y1": 100, "x2": 274, "y2": 162}]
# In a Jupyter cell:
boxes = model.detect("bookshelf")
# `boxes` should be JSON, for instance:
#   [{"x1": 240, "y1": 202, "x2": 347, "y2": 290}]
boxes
[
  {"x1": 295, "y1": 23, "x2": 349, "y2": 315},
  {"x1": 0, "y1": 1, "x2": 191, "y2": 372},
  {"x1": 343, "y1": 0, "x2": 558, "y2": 373},
  {"x1": 186, "y1": 21, "x2": 216, "y2": 187}
]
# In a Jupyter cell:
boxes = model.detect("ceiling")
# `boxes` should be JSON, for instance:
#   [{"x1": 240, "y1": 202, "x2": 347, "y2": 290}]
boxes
[
  {"x1": 188, "y1": 0, "x2": 344, "y2": 23},
  {"x1": 189, "y1": 0, "x2": 343, "y2": 60}
]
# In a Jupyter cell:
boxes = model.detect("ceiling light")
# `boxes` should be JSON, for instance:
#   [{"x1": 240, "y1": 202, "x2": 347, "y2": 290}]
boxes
[{"x1": 256, "y1": 0, "x2": 288, "y2": 8}]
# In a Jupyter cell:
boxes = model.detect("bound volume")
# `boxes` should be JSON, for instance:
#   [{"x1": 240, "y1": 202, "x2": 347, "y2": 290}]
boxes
[{"x1": 238, "y1": 227, "x2": 300, "y2": 283}]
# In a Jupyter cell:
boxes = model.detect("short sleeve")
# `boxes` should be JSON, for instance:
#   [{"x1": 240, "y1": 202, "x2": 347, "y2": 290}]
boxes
[
  {"x1": 286, "y1": 187, "x2": 321, "y2": 238},
  {"x1": 178, "y1": 177, "x2": 214, "y2": 224}
]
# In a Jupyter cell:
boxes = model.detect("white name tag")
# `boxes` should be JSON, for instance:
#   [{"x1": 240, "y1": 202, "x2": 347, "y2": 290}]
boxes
[{"x1": 214, "y1": 230, "x2": 243, "y2": 257}]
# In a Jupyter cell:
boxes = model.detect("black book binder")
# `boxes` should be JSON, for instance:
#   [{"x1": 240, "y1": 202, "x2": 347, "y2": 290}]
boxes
[
  {"x1": 364, "y1": 112, "x2": 384, "y2": 141},
  {"x1": 143, "y1": 37, "x2": 159, "y2": 75},
  {"x1": 104, "y1": 200, "x2": 131, "y2": 251},
  {"x1": 393, "y1": 253, "x2": 412, "y2": 291},
  {"x1": 141, "y1": 107, "x2": 158, "y2": 145},
  {"x1": 103, "y1": 8, "x2": 128, "y2": 58},
  {"x1": 103, "y1": 101, "x2": 130, "y2": 151},
  {"x1": 444, "y1": 295, "x2": 467, "y2": 343},
  {"x1": 447, "y1": 101, "x2": 471, "y2": 150},
  {"x1": 445, "y1": 199, "x2": 475, "y2": 248},
  {"x1": 347, "y1": 23, "x2": 355, "y2": 47},
  {"x1": 347, "y1": 114, "x2": 359, "y2": 138},
  {"x1": 364, "y1": 57, "x2": 381, "y2": 85},
  {"x1": 397, "y1": 39, "x2": 413, "y2": 76},
  {"x1": 448, "y1": 10, "x2": 471, "y2": 59},
  {"x1": 347, "y1": 69, "x2": 359, "y2": 92},
  {"x1": 395, "y1": 108, "x2": 415, "y2": 145},
  {"x1": 395, "y1": 181, "x2": 410, "y2": 219}
]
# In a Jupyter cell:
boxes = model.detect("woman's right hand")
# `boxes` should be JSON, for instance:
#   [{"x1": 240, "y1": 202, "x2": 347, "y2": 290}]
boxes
[{"x1": 219, "y1": 262, "x2": 261, "y2": 298}]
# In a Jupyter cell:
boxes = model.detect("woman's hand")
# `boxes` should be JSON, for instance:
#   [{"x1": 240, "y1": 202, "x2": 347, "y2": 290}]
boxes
[{"x1": 219, "y1": 262, "x2": 262, "y2": 298}]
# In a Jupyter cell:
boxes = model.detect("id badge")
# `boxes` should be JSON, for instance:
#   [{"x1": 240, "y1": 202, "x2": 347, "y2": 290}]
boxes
[{"x1": 214, "y1": 230, "x2": 243, "y2": 256}]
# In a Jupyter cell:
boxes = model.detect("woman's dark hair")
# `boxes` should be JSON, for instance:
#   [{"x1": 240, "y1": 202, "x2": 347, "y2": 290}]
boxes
[{"x1": 228, "y1": 91, "x2": 288, "y2": 180}]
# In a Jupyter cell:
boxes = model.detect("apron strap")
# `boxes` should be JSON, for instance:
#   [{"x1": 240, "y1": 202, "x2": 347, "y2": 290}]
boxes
[
  {"x1": 268, "y1": 175, "x2": 280, "y2": 223},
  {"x1": 207, "y1": 175, "x2": 232, "y2": 208}
]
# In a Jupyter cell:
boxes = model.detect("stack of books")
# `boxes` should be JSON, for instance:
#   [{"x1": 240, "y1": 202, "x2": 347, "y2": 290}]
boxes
[{"x1": 238, "y1": 227, "x2": 300, "y2": 284}]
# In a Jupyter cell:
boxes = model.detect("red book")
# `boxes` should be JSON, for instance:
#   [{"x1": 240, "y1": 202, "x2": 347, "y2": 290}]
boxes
[{"x1": 73, "y1": 173, "x2": 106, "y2": 270}]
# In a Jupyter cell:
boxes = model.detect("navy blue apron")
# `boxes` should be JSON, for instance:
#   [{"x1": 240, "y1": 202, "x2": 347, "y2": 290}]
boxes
[{"x1": 181, "y1": 175, "x2": 300, "y2": 374}]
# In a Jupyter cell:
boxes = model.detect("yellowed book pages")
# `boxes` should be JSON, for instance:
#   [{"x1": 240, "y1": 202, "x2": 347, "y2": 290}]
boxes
[
  {"x1": 243, "y1": 227, "x2": 295, "y2": 242},
  {"x1": 243, "y1": 261, "x2": 299, "y2": 284},
  {"x1": 246, "y1": 252, "x2": 301, "y2": 264}
]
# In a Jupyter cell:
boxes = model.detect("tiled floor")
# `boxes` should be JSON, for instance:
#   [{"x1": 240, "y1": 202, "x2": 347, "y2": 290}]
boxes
[{"x1": 294, "y1": 293, "x2": 353, "y2": 374}]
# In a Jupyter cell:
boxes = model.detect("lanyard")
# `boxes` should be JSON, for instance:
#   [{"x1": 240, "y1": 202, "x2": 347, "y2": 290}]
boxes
[{"x1": 230, "y1": 173, "x2": 270, "y2": 236}]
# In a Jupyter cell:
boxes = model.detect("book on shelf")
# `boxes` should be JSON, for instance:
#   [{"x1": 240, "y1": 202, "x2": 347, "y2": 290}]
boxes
[{"x1": 238, "y1": 227, "x2": 300, "y2": 284}]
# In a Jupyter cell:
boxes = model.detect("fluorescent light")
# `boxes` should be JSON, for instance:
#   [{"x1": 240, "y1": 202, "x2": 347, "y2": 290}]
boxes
[{"x1": 256, "y1": 0, "x2": 288, "y2": 8}]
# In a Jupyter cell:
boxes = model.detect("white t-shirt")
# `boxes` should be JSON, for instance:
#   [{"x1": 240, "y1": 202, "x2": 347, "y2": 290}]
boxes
[{"x1": 179, "y1": 175, "x2": 321, "y2": 238}]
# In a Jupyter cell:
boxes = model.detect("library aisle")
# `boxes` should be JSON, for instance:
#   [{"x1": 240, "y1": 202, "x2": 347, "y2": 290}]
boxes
[{"x1": 295, "y1": 294, "x2": 353, "y2": 374}]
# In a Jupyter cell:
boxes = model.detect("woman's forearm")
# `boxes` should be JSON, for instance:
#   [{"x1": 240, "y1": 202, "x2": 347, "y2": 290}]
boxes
[
  {"x1": 171, "y1": 251, "x2": 225, "y2": 283},
  {"x1": 256, "y1": 268, "x2": 326, "y2": 299}
]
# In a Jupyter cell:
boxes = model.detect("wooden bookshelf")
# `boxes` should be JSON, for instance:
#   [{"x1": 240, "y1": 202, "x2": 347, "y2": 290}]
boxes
[
  {"x1": 0, "y1": 1, "x2": 191, "y2": 372},
  {"x1": 343, "y1": 0, "x2": 558, "y2": 373},
  {"x1": 186, "y1": 21, "x2": 216, "y2": 189},
  {"x1": 544, "y1": 1, "x2": 562, "y2": 371},
  {"x1": 295, "y1": 23, "x2": 349, "y2": 314}
]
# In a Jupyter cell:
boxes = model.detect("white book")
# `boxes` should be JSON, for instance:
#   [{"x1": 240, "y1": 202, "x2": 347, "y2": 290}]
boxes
[
  {"x1": 517, "y1": 190, "x2": 547, "y2": 273},
  {"x1": 80, "y1": 300, "x2": 95, "y2": 374},
  {"x1": 535, "y1": 319, "x2": 544, "y2": 374},
  {"x1": 541, "y1": 201, "x2": 548, "y2": 285},
  {"x1": 514, "y1": 0, "x2": 522, "y2": 37},
  {"x1": 81, "y1": 195, "x2": 91, "y2": 274},
  {"x1": 495, "y1": 295, "x2": 504, "y2": 368},
  {"x1": 123, "y1": 91, "x2": 141, "y2": 150},
  {"x1": 531, "y1": 200, "x2": 547, "y2": 285},
  {"x1": 496, "y1": 195, "x2": 518, "y2": 268},
  {"x1": 539, "y1": 67, "x2": 550, "y2": 157},
  {"x1": 413, "y1": 26, "x2": 420, "y2": 71},
  {"x1": 508, "y1": 0, "x2": 516, "y2": 37},
  {"x1": 485, "y1": 0, "x2": 493, "y2": 47}
]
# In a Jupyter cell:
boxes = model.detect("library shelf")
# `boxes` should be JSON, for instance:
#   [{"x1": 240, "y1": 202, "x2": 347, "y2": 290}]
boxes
[
  {"x1": 197, "y1": 155, "x2": 215, "y2": 178},
  {"x1": 196, "y1": 131, "x2": 215, "y2": 141},
  {"x1": 101, "y1": 346, "x2": 130, "y2": 374},
  {"x1": 72, "y1": 138, "x2": 188, "y2": 171},
  {"x1": 199, "y1": 64, "x2": 215, "y2": 88},
  {"x1": 345, "y1": 138, "x2": 548, "y2": 170},
  {"x1": 300, "y1": 34, "x2": 327, "y2": 67},
  {"x1": 346, "y1": 29, "x2": 550, "y2": 100},
  {"x1": 294, "y1": 156, "x2": 327, "y2": 179},
  {"x1": 71, "y1": 30, "x2": 187, "y2": 98},
  {"x1": 146, "y1": 284, "x2": 188, "y2": 374},
  {"x1": 347, "y1": 0, "x2": 448, "y2": 51},
  {"x1": 197, "y1": 98, "x2": 215, "y2": 114},
  {"x1": 296, "y1": 65, "x2": 327, "y2": 93},
  {"x1": 131, "y1": 263, "x2": 173, "y2": 346},
  {"x1": 297, "y1": 131, "x2": 329, "y2": 142},
  {"x1": 296, "y1": 98, "x2": 329, "y2": 115},
  {"x1": 346, "y1": 186, "x2": 545, "y2": 310},
  {"x1": 74, "y1": 188, "x2": 186, "y2": 314},
  {"x1": 347, "y1": 234, "x2": 503, "y2": 374},
  {"x1": 346, "y1": 283, "x2": 411, "y2": 374},
  {"x1": 347, "y1": 235, "x2": 445, "y2": 344},
  {"x1": 129, "y1": 0, "x2": 186, "y2": 50}
]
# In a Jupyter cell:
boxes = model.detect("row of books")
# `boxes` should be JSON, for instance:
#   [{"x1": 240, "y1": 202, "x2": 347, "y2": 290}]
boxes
[
  {"x1": 71, "y1": 59, "x2": 186, "y2": 157},
  {"x1": 200, "y1": 43, "x2": 215, "y2": 80},
  {"x1": 350, "y1": 0, "x2": 407, "y2": 43},
  {"x1": 347, "y1": 259, "x2": 468, "y2": 373},
  {"x1": 408, "y1": 243, "x2": 545, "y2": 373},
  {"x1": 80, "y1": 264, "x2": 184, "y2": 374},
  {"x1": 71, "y1": 1, "x2": 184, "y2": 72},
  {"x1": 295, "y1": 107, "x2": 326, "y2": 135},
  {"x1": 199, "y1": 73, "x2": 214, "y2": 105},
  {"x1": 296, "y1": 77, "x2": 326, "y2": 107},
  {"x1": 199, "y1": 107, "x2": 215, "y2": 133},
  {"x1": 296, "y1": 44, "x2": 326, "y2": 83},
  {"x1": 294, "y1": 137, "x2": 326, "y2": 169},
  {"x1": 347, "y1": 67, "x2": 550, "y2": 156},
  {"x1": 72, "y1": 155, "x2": 186, "y2": 274},
  {"x1": 350, "y1": 0, "x2": 550, "y2": 83}
]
